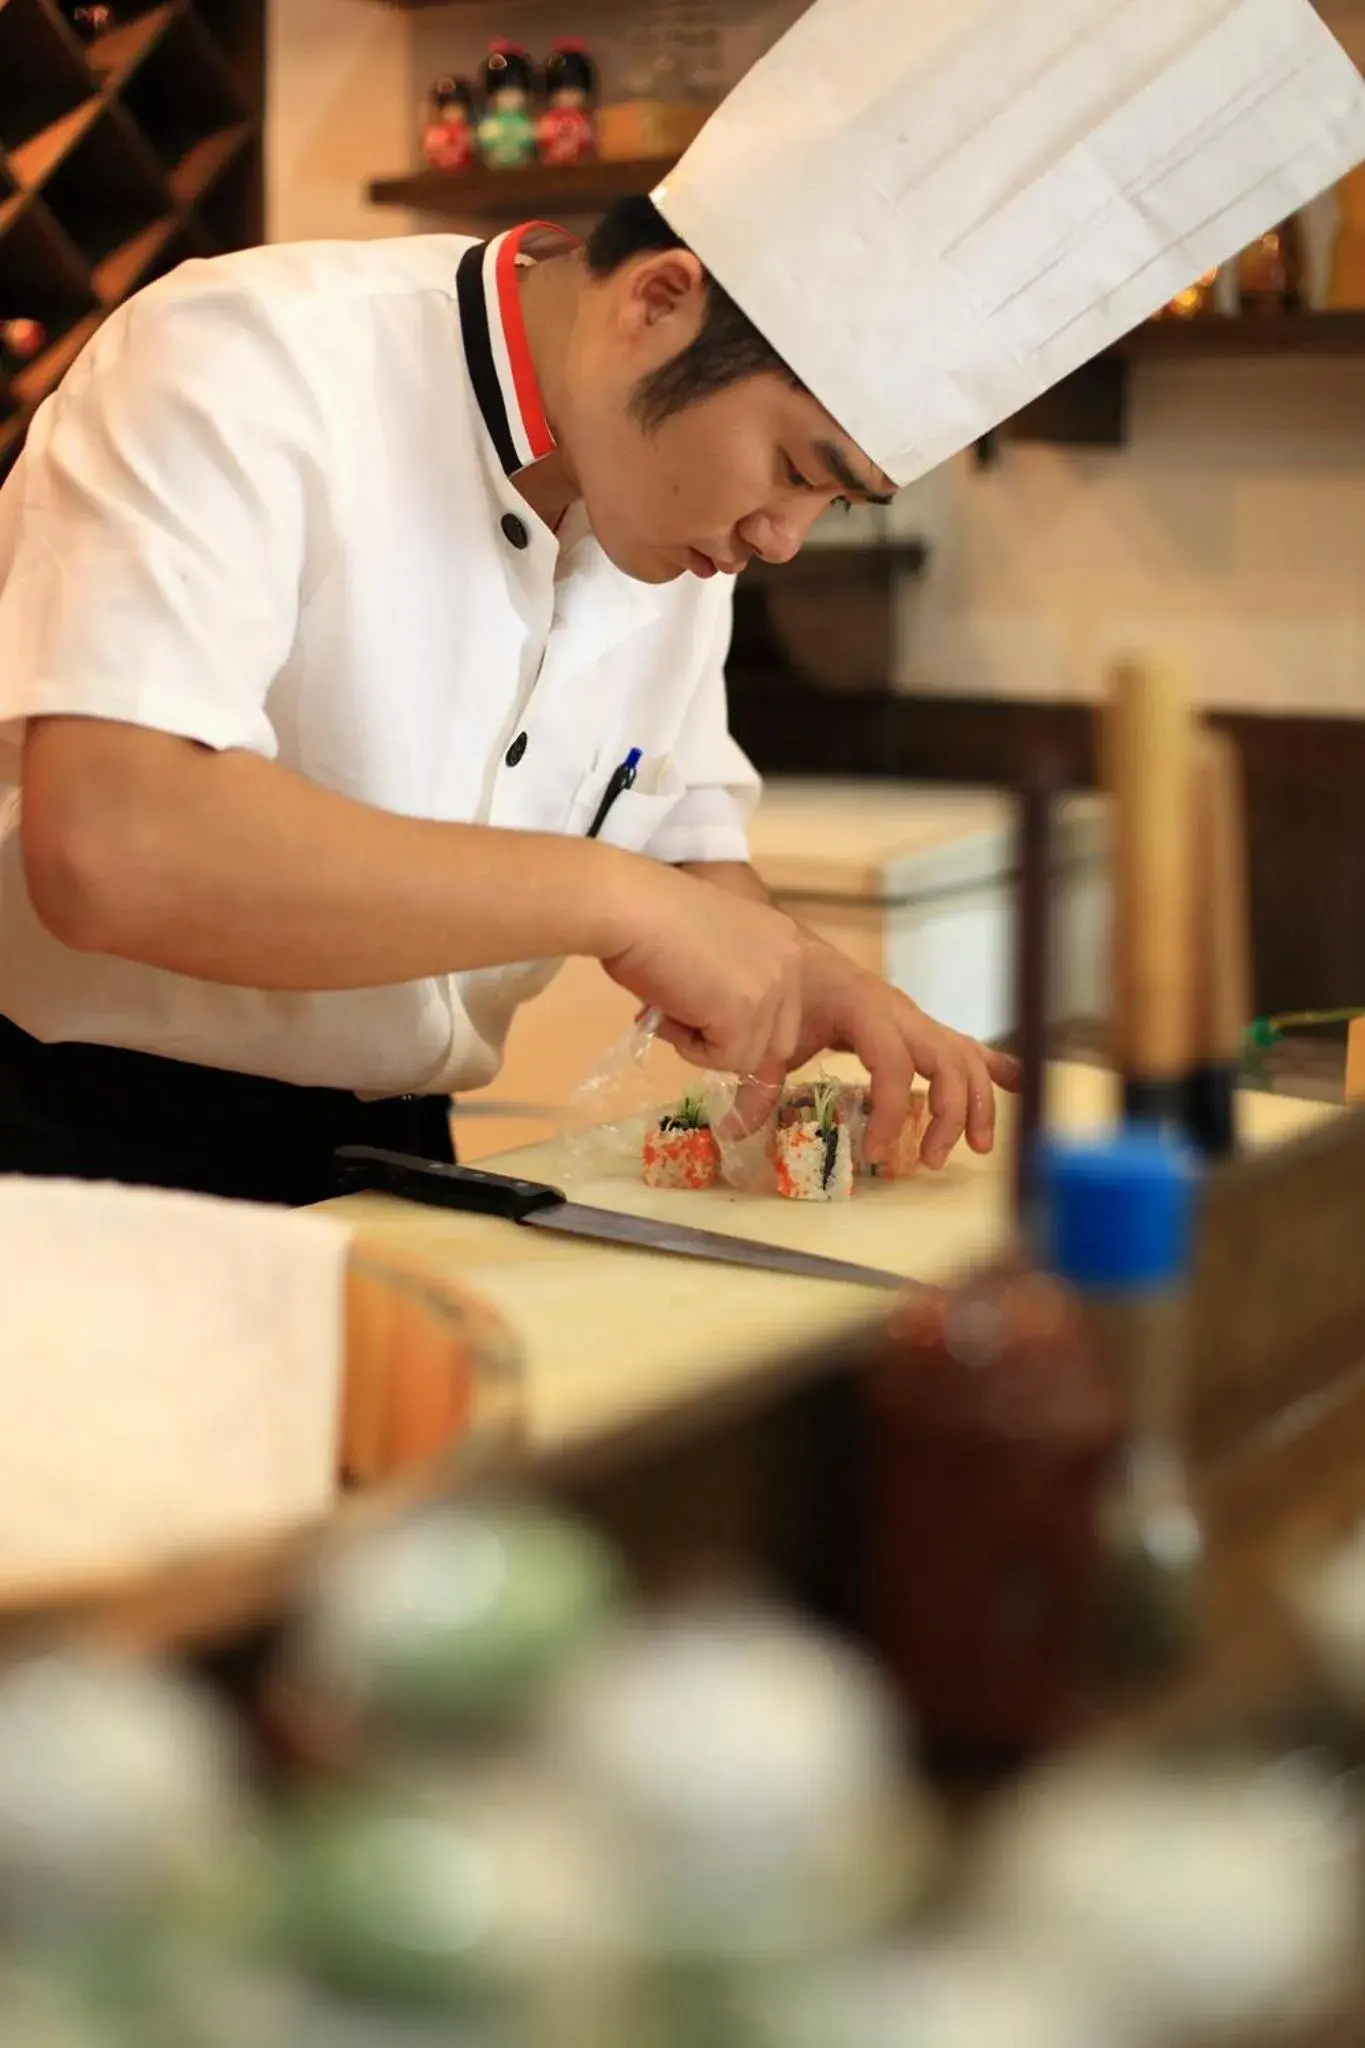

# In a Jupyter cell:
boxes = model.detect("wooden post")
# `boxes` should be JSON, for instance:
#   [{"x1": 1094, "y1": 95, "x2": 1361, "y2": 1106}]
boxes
[{"x1": 1346, "y1": 1018, "x2": 1365, "y2": 1105}]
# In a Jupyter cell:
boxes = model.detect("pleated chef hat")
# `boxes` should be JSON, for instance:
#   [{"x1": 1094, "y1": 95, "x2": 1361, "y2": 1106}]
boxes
[{"x1": 653, "y1": 0, "x2": 1365, "y2": 488}]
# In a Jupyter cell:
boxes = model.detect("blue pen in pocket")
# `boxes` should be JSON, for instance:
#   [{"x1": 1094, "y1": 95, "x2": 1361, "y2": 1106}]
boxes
[{"x1": 586, "y1": 747, "x2": 642, "y2": 840}]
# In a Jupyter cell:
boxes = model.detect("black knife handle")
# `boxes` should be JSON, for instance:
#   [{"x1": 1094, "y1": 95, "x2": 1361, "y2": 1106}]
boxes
[{"x1": 334, "y1": 1146, "x2": 565, "y2": 1221}]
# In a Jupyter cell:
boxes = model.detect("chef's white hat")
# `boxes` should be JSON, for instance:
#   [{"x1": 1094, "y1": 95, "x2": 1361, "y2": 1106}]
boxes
[{"x1": 653, "y1": 0, "x2": 1365, "y2": 487}]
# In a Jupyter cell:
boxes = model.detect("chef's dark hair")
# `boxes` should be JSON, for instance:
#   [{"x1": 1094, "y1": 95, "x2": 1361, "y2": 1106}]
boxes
[{"x1": 586, "y1": 196, "x2": 804, "y2": 428}]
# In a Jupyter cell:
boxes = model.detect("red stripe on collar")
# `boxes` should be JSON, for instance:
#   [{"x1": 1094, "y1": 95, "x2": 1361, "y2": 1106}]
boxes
[{"x1": 488, "y1": 220, "x2": 577, "y2": 470}]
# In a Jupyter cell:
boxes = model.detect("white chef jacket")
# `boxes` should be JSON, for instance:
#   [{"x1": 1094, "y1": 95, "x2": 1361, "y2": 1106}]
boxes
[{"x1": 0, "y1": 232, "x2": 760, "y2": 1096}]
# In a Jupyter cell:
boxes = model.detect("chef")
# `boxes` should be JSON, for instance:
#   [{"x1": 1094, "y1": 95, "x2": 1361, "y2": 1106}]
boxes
[{"x1": 0, "y1": 0, "x2": 1360, "y2": 1207}]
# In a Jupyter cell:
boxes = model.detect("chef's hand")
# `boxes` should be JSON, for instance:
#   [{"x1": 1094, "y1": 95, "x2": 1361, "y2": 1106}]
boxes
[
  {"x1": 791, "y1": 934, "x2": 1020, "y2": 1169},
  {"x1": 601, "y1": 862, "x2": 806, "y2": 1078}
]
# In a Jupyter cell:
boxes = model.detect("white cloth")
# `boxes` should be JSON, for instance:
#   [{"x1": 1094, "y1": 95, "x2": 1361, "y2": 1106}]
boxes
[
  {"x1": 0, "y1": 1177, "x2": 347, "y2": 1593},
  {"x1": 655, "y1": 0, "x2": 1365, "y2": 486},
  {"x1": 0, "y1": 237, "x2": 758, "y2": 1095}
]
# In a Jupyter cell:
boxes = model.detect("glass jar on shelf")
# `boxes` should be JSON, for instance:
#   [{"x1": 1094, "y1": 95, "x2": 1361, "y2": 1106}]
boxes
[{"x1": 622, "y1": 0, "x2": 724, "y2": 105}]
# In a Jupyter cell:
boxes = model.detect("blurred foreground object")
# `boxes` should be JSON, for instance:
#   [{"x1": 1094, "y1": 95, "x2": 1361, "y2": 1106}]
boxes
[
  {"x1": 1289, "y1": 1522, "x2": 1365, "y2": 1721},
  {"x1": 747, "y1": 1940, "x2": 1141, "y2": 2048},
  {"x1": 1105, "y1": 657, "x2": 1197, "y2": 1133},
  {"x1": 0, "y1": 1180, "x2": 346, "y2": 1598},
  {"x1": 1186, "y1": 729, "x2": 1253, "y2": 1161},
  {"x1": 0, "y1": 1652, "x2": 247, "y2": 1937},
  {"x1": 541, "y1": 1597, "x2": 932, "y2": 1959},
  {"x1": 861, "y1": 1270, "x2": 1119, "y2": 1762},
  {"x1": 975, "y1": 1755, "x2": 1363, "y2": 2040},
  {"x1": 281, "y1": 1501, "x2": 621, "y2": 1745},
  {"x1": 1041, "y1": 1132, "x2": 1205, "y2": 1678}
]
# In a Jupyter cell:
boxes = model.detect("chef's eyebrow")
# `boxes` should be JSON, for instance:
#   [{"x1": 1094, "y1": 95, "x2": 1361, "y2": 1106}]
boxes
[{"x1": 815, "y1": 439, "x2": 896, "y2": 506}]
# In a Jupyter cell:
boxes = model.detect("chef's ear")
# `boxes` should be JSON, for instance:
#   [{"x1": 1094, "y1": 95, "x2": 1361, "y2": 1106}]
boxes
[{"x1": 621, "y1": 249, "x2": 708, "y2": 338}]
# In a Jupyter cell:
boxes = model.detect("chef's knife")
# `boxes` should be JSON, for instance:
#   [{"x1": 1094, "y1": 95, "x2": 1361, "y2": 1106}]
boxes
[{"x1": 334, "y1": 1146, "x2": 910, "y2": 1291}]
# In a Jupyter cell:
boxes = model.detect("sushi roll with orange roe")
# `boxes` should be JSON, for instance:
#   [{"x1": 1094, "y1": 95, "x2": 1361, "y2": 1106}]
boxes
[
  {"x1": 776, "y1": 1079, "x2": 853, "y2": 1203},
  {"x1": 642, "y1": 1094, "x2": 721, "y2": 1191}
]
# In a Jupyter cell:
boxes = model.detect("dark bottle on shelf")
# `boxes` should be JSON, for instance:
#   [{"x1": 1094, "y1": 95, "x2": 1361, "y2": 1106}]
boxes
[
  {"x1": 1237, "y1": 215, "x2": 1304, "y2": 315},
  {"x1": 857, "y1": 1258, "x2": 1122, "y2": 1767}
]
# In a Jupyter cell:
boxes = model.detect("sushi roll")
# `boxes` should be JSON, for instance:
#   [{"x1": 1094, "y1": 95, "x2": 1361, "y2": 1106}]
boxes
[
  {"x1": 860, "y1": 1088, "x2": 930, "y2": 1180},
  {"x1": 776, "y1": 1080, "x2": 854, "y2": 1203},
  {"x1": 643, "y1": 1095, "x2": 721, "y2": 1190}
]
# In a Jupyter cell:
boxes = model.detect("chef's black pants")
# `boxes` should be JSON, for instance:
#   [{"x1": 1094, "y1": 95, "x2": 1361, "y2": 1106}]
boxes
[{"x1": 0, "y1": 1011, "x2": 455, "y2": 1207}]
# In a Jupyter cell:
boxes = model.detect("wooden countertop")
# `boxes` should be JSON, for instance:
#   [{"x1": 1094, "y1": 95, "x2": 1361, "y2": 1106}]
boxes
[{"x1": 323, "y1": 1063, "x2": 1334, "y2": 1458}]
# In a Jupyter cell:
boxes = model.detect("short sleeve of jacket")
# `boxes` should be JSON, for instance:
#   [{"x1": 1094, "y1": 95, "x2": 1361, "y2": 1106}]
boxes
[
  {"x1": 0, "y1": 286, "x2": 320, "y2": 773},
  {"x1": 645, "y1": 580, "x2": 761, "y2": 866}
]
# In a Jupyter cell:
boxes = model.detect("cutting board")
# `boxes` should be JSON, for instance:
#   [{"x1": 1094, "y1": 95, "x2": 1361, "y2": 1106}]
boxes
[{"x1": 325, "y1": 1063, "x2": 1335, "y2": 1457}]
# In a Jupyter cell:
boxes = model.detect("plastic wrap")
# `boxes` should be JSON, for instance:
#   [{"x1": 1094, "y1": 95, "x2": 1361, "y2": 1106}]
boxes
[
  {"x1": 563, "y1": 1020, "x2": 929, "y2": 1197},
  {"x1": 560, "y1": 1012, "x2": 781, "y2": 1193}
]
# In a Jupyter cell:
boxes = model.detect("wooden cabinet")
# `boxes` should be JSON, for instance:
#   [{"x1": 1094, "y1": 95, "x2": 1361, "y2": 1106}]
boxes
[{"x1": 0, "y1": 0, "x2": 264, "y2": 480}]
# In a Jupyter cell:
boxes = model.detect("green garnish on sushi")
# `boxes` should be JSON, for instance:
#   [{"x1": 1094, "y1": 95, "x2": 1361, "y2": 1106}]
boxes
[
  {"x1": 811, "y1": 1078, "x2": 841, "y2": 1133},
  {"x1": 659, "y1": 1092, "x2": 709, "y2": 1133},
  {"x1": 811, "y1": 1078, "x2": 843, "y2": 1188}
]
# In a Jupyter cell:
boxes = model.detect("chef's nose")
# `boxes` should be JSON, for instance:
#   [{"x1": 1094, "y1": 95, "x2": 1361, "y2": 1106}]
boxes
[{"x1": 737, "y1": 501, "x2": 822, "y2": 566}]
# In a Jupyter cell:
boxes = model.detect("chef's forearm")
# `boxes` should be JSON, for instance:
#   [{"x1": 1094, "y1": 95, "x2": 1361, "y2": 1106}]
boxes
[
  {"x1": 678, "y1": 859, "x2": 775, "y2": 905},
  {"x1": 22, "y1": 718, "x2": 640, "y2": 989}
]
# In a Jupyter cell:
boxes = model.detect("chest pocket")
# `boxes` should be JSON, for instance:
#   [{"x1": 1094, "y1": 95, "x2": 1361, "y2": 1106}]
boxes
[
  {"x1": 568, "y1": 751, "x2": 686, "y2": 856},
  {"x1": 593, "y1": 786, "x2": 686, "y2": 855}
]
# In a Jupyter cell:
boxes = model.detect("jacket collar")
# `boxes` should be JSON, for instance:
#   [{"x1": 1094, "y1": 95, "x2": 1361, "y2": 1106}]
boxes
[{"x1": 456, "y1": 221, "x2": 577, "y2": 478}]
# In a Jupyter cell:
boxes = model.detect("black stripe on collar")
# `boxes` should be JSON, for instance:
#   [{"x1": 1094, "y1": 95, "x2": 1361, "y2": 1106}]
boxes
[{"x1": 456, "y1": 241, "x2": 519, "y2": 478}]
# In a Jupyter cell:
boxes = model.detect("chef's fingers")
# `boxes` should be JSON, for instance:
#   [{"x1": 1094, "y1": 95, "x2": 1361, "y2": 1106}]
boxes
[
  {"x1": 982, "y1": 1043, "x2": 1022, "y2": 1092},
  {"x1": 654, "y1": 1014, "x2": 714, "y2": 1067},
  {"x1": 769, "y1": 975, "x2": 804, "y2": 1075},
  {"x1": 850, "y1": 1023, "x2": 916, "y2": 1165},
  {"x1": 963, "y1": 1042, "x2": 998, "y2": 1155},
  {"x1": 920, "y1": 1041, "x2": 971, "y2": 1171}
]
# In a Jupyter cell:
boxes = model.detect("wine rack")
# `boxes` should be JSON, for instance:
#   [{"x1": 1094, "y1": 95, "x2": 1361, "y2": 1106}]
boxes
[{"x1": 0, "y1": 0, "x2": 263, "y2": 478}]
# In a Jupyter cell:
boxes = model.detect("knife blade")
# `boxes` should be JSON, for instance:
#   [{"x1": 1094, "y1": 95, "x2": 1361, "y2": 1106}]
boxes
[{"x1": 334, "y1": 1146, "x2": 910, "y2": 1292}]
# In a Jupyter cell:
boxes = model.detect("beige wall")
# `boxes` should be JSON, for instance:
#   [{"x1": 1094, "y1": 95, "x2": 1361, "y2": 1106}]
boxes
[
  {"x1": 264, "y1": 0, "x2": 1365, "y2": 718},
  {"x1": 893, "y1": 354, "x2": 1365, "y2": 717},
  {"x1": 266, "y1": 0, "x2": 415, "y2": 243}
]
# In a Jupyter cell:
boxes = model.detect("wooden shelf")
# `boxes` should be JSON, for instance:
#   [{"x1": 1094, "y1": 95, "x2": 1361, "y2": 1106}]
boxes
[
  {"x1": 0, "y1": 0, "x2": 97, "y2": 157},
  {"x1": 0, "y1": 0, "x2": 264, "y2": 479},
  {"x1": 369, "y1": 154, "x2": 680, "y2": 222},
  {"x1": 1005, "y1": 309, "x2": 1365, "y2": 450},
  {"x1": 8, "y1": 94, "x2": 101, "y2": 187},
  {"x1": 90, "y1": 207, "x2": 174, "y2": 299},
  {"x1": 167, "y1": 117, "x2": 248, "y2": 206},
  {"x1": 1118, "y1": 308, "x2": 1365, "y2": 358},
  {"x1": 85, "y1": 1, "x2": 180, "y2": 89}
]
